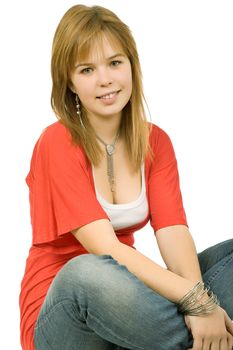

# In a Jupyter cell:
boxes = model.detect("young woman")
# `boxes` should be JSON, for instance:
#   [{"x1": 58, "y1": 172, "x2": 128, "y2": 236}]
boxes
[{"x1": 19, "y1": 4, "x2": 233, "y2": 350}]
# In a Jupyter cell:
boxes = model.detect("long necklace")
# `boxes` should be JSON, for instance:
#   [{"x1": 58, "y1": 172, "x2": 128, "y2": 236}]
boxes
[{"x1": 95, "y1": 131, "x2": 120, "y2": 203}]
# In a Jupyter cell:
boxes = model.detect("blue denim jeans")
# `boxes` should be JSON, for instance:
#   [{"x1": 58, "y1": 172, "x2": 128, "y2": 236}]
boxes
[{"x1": 34, "y1": 239, "x2": 233, "y2": 349}]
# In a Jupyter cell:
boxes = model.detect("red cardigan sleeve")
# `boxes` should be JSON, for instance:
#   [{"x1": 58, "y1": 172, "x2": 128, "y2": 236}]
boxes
[
  {"x1": 26, "y1": 122, "x2": 109, "y2": 244},
  {"x1": 148, "y1": 125, "x2": 188, "y2": 232}
]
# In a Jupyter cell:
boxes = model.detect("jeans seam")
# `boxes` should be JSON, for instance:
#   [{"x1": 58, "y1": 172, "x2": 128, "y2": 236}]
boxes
[
  {"x1": 35, "y1": 300, "x2": 145, "y2": 350},
  {"x1": 88, "y1": 312, "x2": 145, "y2": 350},
  {"x1": 35, "y1": 299, "x2": 78, "y2": 330}
]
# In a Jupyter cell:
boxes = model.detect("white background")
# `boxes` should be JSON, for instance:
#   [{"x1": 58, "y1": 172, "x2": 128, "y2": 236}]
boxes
[{"x1": 0, "y1": 1, "x2": 232, "y2": 348}]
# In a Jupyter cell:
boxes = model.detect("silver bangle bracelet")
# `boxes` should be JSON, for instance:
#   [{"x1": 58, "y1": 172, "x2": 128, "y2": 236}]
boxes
[{"x1": 178, "y1": 281, "x2": 220, "y2": 316}]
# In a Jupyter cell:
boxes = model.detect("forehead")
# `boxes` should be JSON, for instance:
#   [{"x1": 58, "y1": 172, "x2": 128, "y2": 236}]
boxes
[{"x1": 76, "y1": 32, "x2": 125, "y2": 63}]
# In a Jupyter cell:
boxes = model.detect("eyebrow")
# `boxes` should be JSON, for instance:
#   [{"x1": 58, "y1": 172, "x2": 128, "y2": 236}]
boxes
[{"x1": 75, "y1": 53, "x2": 126, "y2": 68}]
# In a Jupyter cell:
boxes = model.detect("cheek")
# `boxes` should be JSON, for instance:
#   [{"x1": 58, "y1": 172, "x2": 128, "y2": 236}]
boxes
[
  {"x1": 122, "y1": 65, "x2": 132, "y2": 88},
  {"x1": 73, "y1": 79, "x2": 93, "y2": 100},
  {"x1": 123, "y1": 70, "x2": 132, "y2": 94}
]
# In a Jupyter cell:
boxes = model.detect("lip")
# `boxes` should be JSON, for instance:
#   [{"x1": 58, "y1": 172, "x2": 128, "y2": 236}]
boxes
[{"x1": 96, "y1": 90, "x2": 120, "y2": 99}]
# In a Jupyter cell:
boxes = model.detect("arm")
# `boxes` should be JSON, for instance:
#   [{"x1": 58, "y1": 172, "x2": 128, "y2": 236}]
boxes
[
  {"x1": 72, "y1": 219, "x2": 198, "y2": 303},
  {"x1": 155, "y1": 225, "x2": 233, "y2": 349},
  {"x1": 155, "y1": 224, "x2": 202, "y2": 282},
  {"x1": 147, "y1": 127, "x2": 233, "y2": 347}
]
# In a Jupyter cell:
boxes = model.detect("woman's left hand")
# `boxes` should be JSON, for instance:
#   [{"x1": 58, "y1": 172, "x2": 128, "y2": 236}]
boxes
[{"x1": 184, "y1": 306, "x2": 233, "y2": 350}]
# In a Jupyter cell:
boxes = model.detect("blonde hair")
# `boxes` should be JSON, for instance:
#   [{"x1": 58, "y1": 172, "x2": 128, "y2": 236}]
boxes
[{"x1": 51, "y1": 4, "x2": 153, "y2": 171}]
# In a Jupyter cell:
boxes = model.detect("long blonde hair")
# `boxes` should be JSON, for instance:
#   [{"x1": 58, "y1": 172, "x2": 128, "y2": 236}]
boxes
[{"x1": 51, "y1": 4, "x2": 153, "y2": 171}]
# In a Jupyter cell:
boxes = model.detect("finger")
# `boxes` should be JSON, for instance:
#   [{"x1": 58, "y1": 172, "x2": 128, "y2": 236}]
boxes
[
  {"x1": 191, "y1": 337, "x2": 203, "y2": 350},
  {"x1": 224, "y1": 314, "x2": 233, "y2": 335},
  {"x1": 220, "y1": 337, "x2": 228, "y2": 350},
  {"x1": 227, "y1": 332, "x2": 233, "y2": 350},
  {"x1": 202, "y1": 339, "x2": 211, "y2": 350}
]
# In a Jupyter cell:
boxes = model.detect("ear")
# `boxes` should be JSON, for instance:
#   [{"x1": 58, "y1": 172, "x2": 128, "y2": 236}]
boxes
[
  {"x1": 71, "y1": 90, "x2": 76, "y2": 95},
  {"x1": 68, "y1": 80, "x2": 76, "y2": 94},
  {"x1": 69, "y1": 86, "x2": 76, "y2": 94}
]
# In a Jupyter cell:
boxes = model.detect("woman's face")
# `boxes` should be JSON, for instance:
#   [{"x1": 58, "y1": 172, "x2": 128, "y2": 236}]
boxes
[{"x1": 70, "y1": 35, "x2": 132, "y2": 122}]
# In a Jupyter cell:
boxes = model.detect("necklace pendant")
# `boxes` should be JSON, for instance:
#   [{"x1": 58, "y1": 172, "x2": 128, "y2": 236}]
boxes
[{"x1": 106, "y1": 144, "x2": 114, "y2": 156}]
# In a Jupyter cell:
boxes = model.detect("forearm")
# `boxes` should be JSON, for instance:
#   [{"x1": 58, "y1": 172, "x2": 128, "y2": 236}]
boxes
[
  {"x1": 108, "y1": 241, "x2": 196, "y2": 303},
  {"x1": 72, "y1": 220, "x2": 197, "y2": 303},
  {"x1": 156, "y1": 225, "x2": 202, "y2": 282}
]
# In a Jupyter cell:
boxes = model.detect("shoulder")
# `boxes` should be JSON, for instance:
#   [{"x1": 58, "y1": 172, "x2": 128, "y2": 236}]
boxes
[
  {"x1": 147, "y1": 122, "x2": 173, "y2": 151},
  {"x1": 35, "y1": 121, "x2": 83, "y2": 156},
  {"x1": 145, "y1": 121, "x2": 177, "y2": 172},
  {"x1": 30, "y1": 121, "x2": 88, "y2": 171},
  {"x1": 37, "y1": 121, "x2": 71, "y2": 148}
]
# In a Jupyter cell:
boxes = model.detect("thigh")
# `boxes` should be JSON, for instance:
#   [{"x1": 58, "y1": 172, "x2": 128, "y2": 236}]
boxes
[
  {"x1": 198, "y1": 239, "x2": 233, "y2": 275},
  {"x1": 35, "y1": 317, "x2": 125, "y2": 350},
  {"x1": 198, "y1": 239, "x2": 233, "y2": 318},
  {"x1": 34, "y1": 299, "x2": 118, "y2": 350},
  {"x1": 34, "y1": 256, "x2": 119, "y2": 350}
]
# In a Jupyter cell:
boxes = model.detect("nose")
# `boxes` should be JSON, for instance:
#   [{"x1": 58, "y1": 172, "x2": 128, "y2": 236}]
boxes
[{"x1": 97, "y1": 67, "x2": 113, "y2": 87}]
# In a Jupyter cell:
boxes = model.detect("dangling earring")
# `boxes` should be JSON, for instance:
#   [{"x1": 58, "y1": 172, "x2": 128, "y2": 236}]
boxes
[
  {"x1": 75, "y1": 94, "x2": 85, "y2": 128},
  {"x1": 75, "y1": 94, "x2": 81, "y2": 116}
]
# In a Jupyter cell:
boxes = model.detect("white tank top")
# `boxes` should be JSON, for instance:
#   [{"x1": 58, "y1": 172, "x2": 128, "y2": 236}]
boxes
[{"x1": 92, "y1": 163, "x2": 149, "y2": 230}]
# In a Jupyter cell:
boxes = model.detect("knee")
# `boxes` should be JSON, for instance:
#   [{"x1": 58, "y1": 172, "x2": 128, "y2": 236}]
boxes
[
  {"x1": 51, "y1": 253, "x2": 139, "y2": 305},
  {"x1": 51, "y1": 254, "x2": 117, "y2": 293},
  {"x1": 67, "y1": 253, "x2": 115, "y2": 282}
]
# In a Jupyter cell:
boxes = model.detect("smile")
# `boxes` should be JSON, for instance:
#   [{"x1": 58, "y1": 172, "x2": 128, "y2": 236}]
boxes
[{"x1": 97, "y1": 91, "x2": 120, "y2": 99}]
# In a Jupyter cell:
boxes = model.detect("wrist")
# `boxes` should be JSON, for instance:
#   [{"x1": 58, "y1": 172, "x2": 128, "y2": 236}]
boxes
[{"x1": 178, "y1": 281, "x2": 220, "y2": 316}]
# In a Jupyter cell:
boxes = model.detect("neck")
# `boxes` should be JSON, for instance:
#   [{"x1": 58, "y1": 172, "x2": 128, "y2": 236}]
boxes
[{"x1": 87, "y1": 113, "x2": 122, "y2": 144}]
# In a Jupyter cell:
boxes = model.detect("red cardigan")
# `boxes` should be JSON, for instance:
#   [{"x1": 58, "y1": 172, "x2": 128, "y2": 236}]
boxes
[{"x1": 19, "y1": 121, "x2": 187, "y2": 349}]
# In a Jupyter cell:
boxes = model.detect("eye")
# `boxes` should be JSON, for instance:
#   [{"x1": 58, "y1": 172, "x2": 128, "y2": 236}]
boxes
[
  {"x1": 110, "y1": 60, "x2": 122, "y2": 67},
  {"x1": 80, "y1": 67, "x2": 93, "y2": 74}
]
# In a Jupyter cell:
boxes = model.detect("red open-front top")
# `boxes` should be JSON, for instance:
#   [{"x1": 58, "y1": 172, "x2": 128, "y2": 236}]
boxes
[{"x1": 19, "y1": 121, "x2": 187, "y2": 349}]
